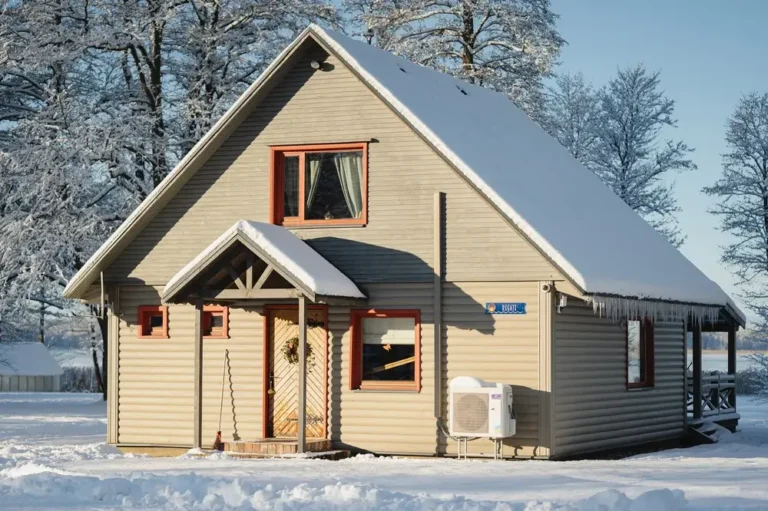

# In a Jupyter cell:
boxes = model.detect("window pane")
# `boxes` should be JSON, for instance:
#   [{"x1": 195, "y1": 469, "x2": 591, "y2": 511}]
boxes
[
  {"x1": 361, "y1": 317, "x2": 415, "y2": 381},
  {"x1": 627, "y1": 320, "x2": 644, "y2": 384},
  {"x1": 149, "y1": 314, "x2": 164, "y2": 329},
  {"x1": 305, "y1": 151, "x2": 363, "y2": 220},
  {"x1": 210, "y1": 314, "x2": 224, "y2": 329},
  {"x1": 283, "y1": 156, "x2": 299, "y2": 218},
  {"x1": 363, "y1": 344, "x2": 415, "y2": 381}
]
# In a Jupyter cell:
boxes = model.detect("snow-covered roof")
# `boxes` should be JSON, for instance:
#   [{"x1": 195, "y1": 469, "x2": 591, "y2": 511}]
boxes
[
  {"x1": 65, "y1": 24, "x2": 742, "y2": 323},
  {"x1": 0, "y1": 343, "x2": 63, "y2": 376},
  {"x1": 163, "y1": 220, "x2": 365, "y2": 301},
  {"x1": 314, "y1": 26, "x2": 740, "y2": 317}
]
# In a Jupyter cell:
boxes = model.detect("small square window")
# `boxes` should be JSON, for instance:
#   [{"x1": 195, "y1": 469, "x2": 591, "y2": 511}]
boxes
[
  {"x1": 203, "y1": 306, "x2": 229, "y2": 339},
  {"x1": 350, "y1": 310, "x2": 420, "y2": 391},
  {"x1": 138, "y1": 306, "x2": 168, "y2": 339}
]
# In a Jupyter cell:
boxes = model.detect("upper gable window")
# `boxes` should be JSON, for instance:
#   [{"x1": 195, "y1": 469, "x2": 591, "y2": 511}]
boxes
[{"x1": 270, "y1": 143, "x2": 367, "y2": 226}]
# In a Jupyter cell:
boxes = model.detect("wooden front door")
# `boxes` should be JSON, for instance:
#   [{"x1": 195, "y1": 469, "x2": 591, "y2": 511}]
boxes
[{"x1": 266, "y1": 308, "x2": 327, "y2": 438}]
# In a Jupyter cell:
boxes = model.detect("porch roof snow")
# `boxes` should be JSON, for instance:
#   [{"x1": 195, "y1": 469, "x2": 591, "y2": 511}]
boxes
[
  {"x1": 314, "y1": 25, "x2": 742, "y2": 321},
  {"x1": 163, "y1": 220, "x2": 365, "y2": 300}
]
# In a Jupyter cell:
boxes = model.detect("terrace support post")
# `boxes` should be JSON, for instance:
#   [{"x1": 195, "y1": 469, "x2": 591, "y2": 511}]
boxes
[
  {"x1": 692, "y1": 322, "x2": 703, "y2": 420},
  {"x1": 728, "y1": 324, "x2": 737, "y2": 410},
  {"x1": 193, "y1": 299, "x2": 204, "y2": 449},
  {"x1": 297, "y1": 295, "x2": 307, "y2": 454}
]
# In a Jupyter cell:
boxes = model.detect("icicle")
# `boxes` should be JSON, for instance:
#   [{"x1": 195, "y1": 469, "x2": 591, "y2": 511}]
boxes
[{"x1": 587, "y1": 294, "x2": 721, "y2": 325}]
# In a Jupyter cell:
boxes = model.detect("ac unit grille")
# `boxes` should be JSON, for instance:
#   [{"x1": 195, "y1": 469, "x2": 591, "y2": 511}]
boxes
[{"x1": 452, "y1": 392, "x2": 489, "y2": 434}]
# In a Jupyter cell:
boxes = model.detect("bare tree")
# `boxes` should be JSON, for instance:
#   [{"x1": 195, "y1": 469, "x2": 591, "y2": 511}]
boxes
[
  {"x1": 344, "y1": 0, "x2": 564, "y2": 117},
  {"x1": 705, "y1": 92, "x2": 768, "y2": 332},
  {"x1": 591, "y1": 65, "x2": 695, "y2": 247},
  {"x1": 542, "y1": 72, "x2": 601, "y2": 167}
]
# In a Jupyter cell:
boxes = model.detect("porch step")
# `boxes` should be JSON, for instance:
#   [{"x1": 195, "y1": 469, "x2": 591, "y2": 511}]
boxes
[
  {"x1": 685, "y1": 420, "x2": 719, "y2": 445},
  {"x1": 222, "y1": 438, "x2": 332, "y2": 456}
]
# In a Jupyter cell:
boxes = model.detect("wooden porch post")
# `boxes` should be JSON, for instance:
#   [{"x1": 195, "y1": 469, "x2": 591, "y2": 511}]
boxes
[
  {"x1": 193, "y1": 299, "x2": 204, "y2": 449},
  {"x1": 297, "y1": 295, "x2": 307, "y2": 454},
  {"x1": 728, "y1": 324, "x2": 737, "y2": 410},
  {"x1": 692, "y1": 321, "x2": 703, "y2": 420}
]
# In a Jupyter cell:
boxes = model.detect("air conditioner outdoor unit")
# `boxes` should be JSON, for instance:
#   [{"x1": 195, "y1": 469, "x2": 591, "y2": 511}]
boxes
[{"x1": 449, "y1": 376, "x2": 516, "y2": 439}]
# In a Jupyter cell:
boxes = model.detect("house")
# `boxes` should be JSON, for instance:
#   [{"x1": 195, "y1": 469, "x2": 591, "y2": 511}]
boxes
[
  {"x1": 63, "y1": 25, "x2": 745, "y2": 459},
  {"x1": 0, "y1": 343, "x2": 63, "y2": 392}
]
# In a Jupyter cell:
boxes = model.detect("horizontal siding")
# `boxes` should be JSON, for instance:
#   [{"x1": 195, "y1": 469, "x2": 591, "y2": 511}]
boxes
[
  {"x1": 117, "y1": 286, "x2": 194, "y2": 446},
  {"x1": 106, "y1": 39, "x2": 562, "y2": 286},
  {"x1": 117, "y1": 288, "x2": 264, "y2": 447},
  {"x1": 553, "y1": 299, "x2": 685, "y2": 457},
  {"x1": 330, "y1": 283, "x2": 436, "y2": 454},
  {"x1": 440, "y1": 282, "x2": 543, "y2": 458},
  {"x1": 200, "y1": 306, "x2": 264, "y2": 447}
]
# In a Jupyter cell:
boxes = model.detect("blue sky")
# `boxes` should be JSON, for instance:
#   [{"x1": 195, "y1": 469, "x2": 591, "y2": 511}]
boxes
[{"x1": 552, "y1": 0, "x2": 768, "y2": 318}]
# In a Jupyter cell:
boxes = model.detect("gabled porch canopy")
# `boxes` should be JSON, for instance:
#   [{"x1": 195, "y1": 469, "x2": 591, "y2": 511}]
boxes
[{"x1": 162, "y1": 220, "x2": 366, "y2": 305}]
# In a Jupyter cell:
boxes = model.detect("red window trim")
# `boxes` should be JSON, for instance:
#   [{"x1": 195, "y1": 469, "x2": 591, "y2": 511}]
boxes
[
  {"x1": 137, "y1": 305, "x2": 169, "y2": 339},
  {"x1": 203, "y1": 305, "x2": 229, "y2": 339},
  {"x1": 626, "y1": 317, "x2": 655, "y2": 389},
  {"x1": 349, "y1": 309, "x2": 421, "y2": 392},
  {"x1": 269, "y1": 142, "x2": 368, "y2": 227}
]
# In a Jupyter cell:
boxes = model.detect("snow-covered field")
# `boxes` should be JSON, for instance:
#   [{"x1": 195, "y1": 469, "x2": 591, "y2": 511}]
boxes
[{"x1": 0, "y1": 394, "x2": 767, "y2": 510}]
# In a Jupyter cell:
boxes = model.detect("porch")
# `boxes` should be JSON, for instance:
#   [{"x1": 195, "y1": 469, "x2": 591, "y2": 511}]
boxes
[
  {"x1": 686, "y1": 319, "x2": 740, "y2": 440},
  {"x1": 163, "y1": 220, "x2": 366, "y2": 454}
]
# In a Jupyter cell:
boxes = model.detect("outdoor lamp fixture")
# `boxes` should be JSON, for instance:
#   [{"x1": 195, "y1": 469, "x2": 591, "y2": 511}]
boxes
[
  {"x1": 310, "y1": 60, "x2": 321, "y2": 70},
  {"x1": 364, "y1": 28, "x2": 374, "y2": 45}
]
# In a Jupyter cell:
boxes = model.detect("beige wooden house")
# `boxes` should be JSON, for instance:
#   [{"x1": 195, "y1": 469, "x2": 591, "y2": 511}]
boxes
[{"x1": 64, "y1": 25, "x2": 745, "y2": 459}]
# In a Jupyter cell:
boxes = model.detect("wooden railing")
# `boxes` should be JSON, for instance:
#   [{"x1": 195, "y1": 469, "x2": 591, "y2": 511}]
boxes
[{"x1": 687, "y1": 373, "x2": 736, "y2": 419}]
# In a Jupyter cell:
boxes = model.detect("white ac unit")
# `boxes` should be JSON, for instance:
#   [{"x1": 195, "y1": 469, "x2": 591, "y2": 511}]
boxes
[{"x1": 449, "y1": 376, "x2": 516, "y2": 438}]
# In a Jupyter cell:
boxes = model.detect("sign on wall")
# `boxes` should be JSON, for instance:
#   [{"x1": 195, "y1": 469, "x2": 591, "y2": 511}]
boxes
[{"x1": 485, "y1": 302, "x2": 526, "y2": 315}]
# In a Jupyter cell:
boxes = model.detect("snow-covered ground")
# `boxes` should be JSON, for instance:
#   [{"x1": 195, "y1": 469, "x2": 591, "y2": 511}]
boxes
[{"x1": 0, "y1": 394, "x2": 767, "y2": 510}]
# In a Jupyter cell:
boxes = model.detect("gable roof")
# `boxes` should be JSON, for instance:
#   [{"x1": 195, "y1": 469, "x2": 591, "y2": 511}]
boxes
[
  {"x1": 64, "y1": 25, "x2": 742, "y2": 324},
  {"x1": 0, "y1": 343, "x2": 63, "y2": 376},
  {"x1": 163, "y1": 220, "x2": 365, "y2": 302}
]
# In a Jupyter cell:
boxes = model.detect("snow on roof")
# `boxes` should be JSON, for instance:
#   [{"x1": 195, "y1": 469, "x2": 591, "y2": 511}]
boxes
[
  {"x1": 0, "y1": 343, "x2": 63, "y2": 376},
  {"x1": 315, "y1": 26, "x2": 734, "y2": 311},
  {"x1": 163, "y1": 220, "x2": 365, "y2": 300}
]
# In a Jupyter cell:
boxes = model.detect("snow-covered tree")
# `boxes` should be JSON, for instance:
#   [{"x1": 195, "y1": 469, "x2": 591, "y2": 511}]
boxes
[
  {"x1": 704, "y1": 92, "x2": 768, "y2": 334},
  {"x1": 591, "y1": 65, "x2": 695, "y2": 247},
  {"x1": 172, "y1": 0, "x2": 338, "y2": 152},
  {"x1": 344, "y1": 0, "x2": 564, "y2": 116},
  {"x1": 542, "y1": 72, "x2": 600, "y2": 166},
  {"x1": 0, "y1": 0, "x2": 338, "y2": 396}
]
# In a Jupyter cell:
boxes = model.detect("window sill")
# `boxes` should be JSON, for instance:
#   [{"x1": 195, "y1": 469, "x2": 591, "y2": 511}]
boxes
[
  {"x1": 281, "y1": 223, "x2": 367, "y2": 230},
  {"x1": 352, "y1": 388, "x2": 420, "y2": 394},
  {"x1": 137, "y1": 335, "x2": 169, "y2": 340},
  {"x1": 626, "y1": 385, "x2": 654, "y2": 392},
  {"x1": 355, "y1": 383, "x2": 419, "y2": 393}
]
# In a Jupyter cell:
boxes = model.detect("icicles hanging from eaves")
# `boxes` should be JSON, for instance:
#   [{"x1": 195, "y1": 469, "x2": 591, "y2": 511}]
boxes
[{"x1": 586, "y1": 294, "x2": 722, "y2": 325}]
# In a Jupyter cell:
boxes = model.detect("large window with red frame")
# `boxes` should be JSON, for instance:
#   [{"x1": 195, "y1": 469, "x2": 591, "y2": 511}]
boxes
[
  {"x1": 350, "y1": 310, "x2": 420, "y2": 391},
  {"x1": 271, "y1": 143, "x2": 367, "y2": 226}
]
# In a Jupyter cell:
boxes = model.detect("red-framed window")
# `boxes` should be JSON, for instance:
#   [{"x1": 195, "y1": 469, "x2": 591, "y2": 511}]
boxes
[
  {"x1": 203, "y1": 305, "x2": 229, "y2": 339},
  {"x1": 626, "y1": 318, "x2": 655, "y2": 389},
  {"x1": 350, "y1": 309, "x2": 421, "y2": 392},
  {"x1": 269, "y1": 142, "x2": 368, "y2": 227},
  {"x1": 137, "y1": 305, "x2": 168, "y2": 339}
]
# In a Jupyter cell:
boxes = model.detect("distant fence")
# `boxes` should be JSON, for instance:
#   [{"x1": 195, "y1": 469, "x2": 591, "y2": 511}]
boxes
[{"x1": 61, "y1": 366, "x2": 100, "y2": 393}]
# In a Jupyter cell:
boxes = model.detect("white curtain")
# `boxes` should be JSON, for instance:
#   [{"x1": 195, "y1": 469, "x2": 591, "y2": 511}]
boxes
[
  {"x1": 333, "y1": 152, "x2": 364, "y2": 218},
  {"x1": 305, "y1": 155, "x2": 322, "y2": 211}
]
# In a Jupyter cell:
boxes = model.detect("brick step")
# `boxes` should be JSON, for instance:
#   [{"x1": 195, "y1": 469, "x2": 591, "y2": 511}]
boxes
[{"x1": 223, "y1": 438, "x2": 332, "y2": 455}]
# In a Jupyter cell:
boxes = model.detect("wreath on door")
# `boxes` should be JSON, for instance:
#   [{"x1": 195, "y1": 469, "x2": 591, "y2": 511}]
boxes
[{"x1": 282, "y1": 336, "x2": 315, "y2": 366}]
